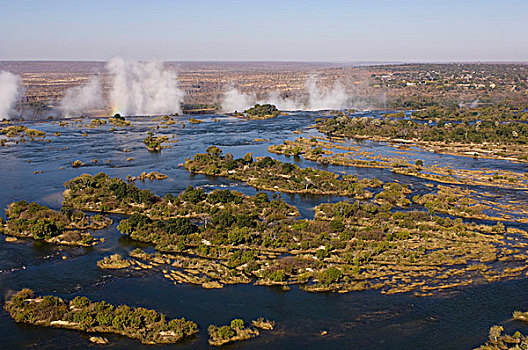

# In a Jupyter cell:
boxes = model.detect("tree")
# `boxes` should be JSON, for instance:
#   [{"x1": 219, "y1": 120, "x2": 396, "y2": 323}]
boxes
[
  {"x1": 322, "y1": 267, "x2": 342, "y2": 285},
  {"x1": 269, "y1": 269, "x2": 286, "y2": 282},
  {"x1": 236, "y1": 214, "x2": 254, "y2": 228},
  {"x1": 31, "y1": 219, "x2": 62, "y2": 239},
  {"x1": 213, "y1": 211, "x2": 236, "y2": 230},
  {"x1": 207, "y1": 189, "x2": 237, "y2": 204},
  {"x1": 330, "y1": 219, "x2": 345, "y2": 232},
  {"x1": 159, "y1": 217, "x2": 198, "y2": 235},
  {"x1": 241, "y1": 152, "x2": 253, "y2": 164},
  {"x1": 206, "y1": 145, "x2": 222, "y2": 157},
  {"x1": 253, "y1": 192, "x2": 269, "y2": 205},
  {"x1": 71, "y1": 296, "x2": 90, "y2": 309},
  {"x1": 230, "y1": 319, "x2": 244, "y2": 329},
  {"x1": 257, "y1": 156, "x2": 276, "y2": 168},
  {"x1": 281, "y1": 162, "x2": 296, "y2": 174},
  {"x1": 181, "y1": 185, "x2": 206, "y2": 204},
  {"x1": 218, "y1": 325, "x2": 235, "y2": 339}
]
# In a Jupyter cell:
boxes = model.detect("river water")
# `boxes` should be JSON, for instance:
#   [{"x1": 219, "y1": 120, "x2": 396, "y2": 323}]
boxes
[{"x1": 1, "y1": 112, "x2": 527, "y2": 349}]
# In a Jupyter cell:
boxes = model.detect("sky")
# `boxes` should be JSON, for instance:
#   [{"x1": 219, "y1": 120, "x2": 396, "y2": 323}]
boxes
[{"x1": 1, "y1": 0, "x2": 527, "y2": 62}]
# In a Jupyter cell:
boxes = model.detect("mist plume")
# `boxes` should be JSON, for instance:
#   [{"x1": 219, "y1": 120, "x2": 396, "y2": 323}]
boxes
[
  {"x1": 59, "y1": 76, "x2": 104, "y2": 117},
  {"x1": 221, "y1": 75, "x2": 351, "y2": 113},
  {"x1": 107, "y1": 58, "x2": 184, "y2": 116},
  {"x1": 221, "y1": 87, "x2": 256, "y2": 113},
  {"x1": 0, "y1": 71, "x2": 24, "y2": 119}
]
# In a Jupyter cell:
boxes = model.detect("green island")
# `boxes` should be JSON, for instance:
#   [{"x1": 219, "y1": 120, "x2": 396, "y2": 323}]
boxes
[
  {"x1": 61, "y1": 173, "x2": 528, "y2": 295},
  {"x1": 182, "y1": 103, "x2": 219, "y2": 114},
  {"x1": 72, "y1": 159, "x2": 84, "y2": 168},
  {"x1": 268, "y1": 136, "x2": 528, "y2": 190},
  {"x1": 4, "y1": 289, "x2": 198, "y2": 344},
  {"x1": 0, "y1": 125, "x2": 47, "y2": 146},
  {"x1": 143, "y1": 131, "x2": 169, "y2": 152},
  {"x1": 155, "y1": 115, "x2": 176, "y2": 127},
  {"x1": 410, "y1": 105, "x2": 528, "y2": 122},
  {"x1": 108, "y1": 114, "x2": 131, "y2": 126},
  {"x1": 241, "y1": 104, "x2": 281, "y2": 120},
  {"x1": 184, "y1": 146, "x2": 381, "y2": 198},
  {"x1": 208, "y1": 318, "x2": 274, "y2": 346},
  {"x1": 1, "y1": 201, "x2": 110, "y2": 246},
  {"x1": 63, "y1": 172, "x2": 160, "y2": 215},
  {"x1": 315, "y1": 115, "x2": 528, "y2": 162},
  {"x1": 477, "y1": 309, "x2": 528, "y2": 350},
  {"x1": 412, "y1": 185, "x2": 528, "y2": 224},
  {"x1": 127, "y1": 171, "x2": 168, "y2": 182},
  {"x1": 89, "y1": 118, "x2": 107, "y2": 127},
  {"x1": 97, "y1": 254, "x2": 131, "y2": 269}
]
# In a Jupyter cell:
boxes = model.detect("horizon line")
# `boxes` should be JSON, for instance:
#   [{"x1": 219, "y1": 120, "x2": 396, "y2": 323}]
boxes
[{"x1": 1, "y1": 59, "x2": 528, "y2": 65}]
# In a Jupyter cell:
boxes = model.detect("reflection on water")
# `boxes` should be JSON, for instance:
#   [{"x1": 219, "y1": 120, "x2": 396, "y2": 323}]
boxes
[{"x1": 1, "y1": 112, "x2": 527, "y2": 349}]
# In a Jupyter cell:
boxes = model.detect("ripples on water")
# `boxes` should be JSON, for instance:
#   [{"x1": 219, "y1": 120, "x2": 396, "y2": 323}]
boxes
[{"x1": 1, "y1": 111, "x2": 527, "y2": 349}]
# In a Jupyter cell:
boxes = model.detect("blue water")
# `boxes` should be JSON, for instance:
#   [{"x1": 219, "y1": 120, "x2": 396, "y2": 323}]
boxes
[{"x1": 1, "y1": 111, "x2": 527, "y2": 349}]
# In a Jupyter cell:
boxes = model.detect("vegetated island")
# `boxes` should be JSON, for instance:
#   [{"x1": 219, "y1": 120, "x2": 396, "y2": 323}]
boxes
[
  {"x1": 268, "y1": 137, "x2": 528, "y2": 223},
  {"x1": 268, "y1": 136, "x2": 528, "y2": 190},
  {"x1": 4, "y1": 289, "x2": 197, "y2": 344},
  {"x1": 184, "y1": 146, "x2": 381, "y2": 199},
  {"x1": 62, "y1": 173, "x2": 528, "y2": 295},
  {"x1": 315, "y1": 114, "x2": 528, "y2": 162},
  {"x1": 97, "y1": 254, "x2": 131, "y2": 269},
  {"x1": 1, "y1": 201, "x2": 110, "y2": 246},
  {"x1": 108, "y1": 114, "x2": 131, "y2": 126},
  {"x1": 0, "y1": 125, "x2": 47, "y2": 146},
  {"x1": 127, "y1": 171, "x2": 168, "y2": 182},
  {"x1": 236, "y1": 104, "x2": 281, "y2": 120},
  {"x1": 412, "y1": 185, "x2": 528, "y2": 224},
  {"x1": 208, "y1": 318, "x2": 275, "y2": 346},
  {"x1": 477, "y1": 325, "x2": 527, "y2": 349},
  {"x1": 143, "y1": 131, "x2": 169, "y2": 152},
  {"x1": 477, "y1": 311, "x2": 528, "y2": 349}
]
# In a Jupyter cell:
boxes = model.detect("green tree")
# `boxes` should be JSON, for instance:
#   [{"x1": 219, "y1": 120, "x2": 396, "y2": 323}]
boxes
[
  {"x1": 31, "y1": 219, "x2": 62, "y2": 239},
  {"x1": 230, "y1": 319, "x2": 244, "y2": 329},
  {"x1": 206, "y1": 146, "x2": 222, "y2": 157}
]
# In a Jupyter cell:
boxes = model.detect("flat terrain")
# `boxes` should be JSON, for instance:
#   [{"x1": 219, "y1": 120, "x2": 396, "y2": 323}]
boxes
[{"x1": 4, "y1": 61, "x2": 526, "y2": 115}]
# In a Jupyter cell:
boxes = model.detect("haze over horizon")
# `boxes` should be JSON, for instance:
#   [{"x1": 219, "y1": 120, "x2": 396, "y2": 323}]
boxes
[{"x1": 1, "y1": 0, "x2": 527, "y2": 62}]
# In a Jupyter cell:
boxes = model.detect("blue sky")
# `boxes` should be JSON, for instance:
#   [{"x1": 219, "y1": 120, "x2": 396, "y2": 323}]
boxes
[{"x1": 1, "y1": 0, "x2": 527, "y2": 61}]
